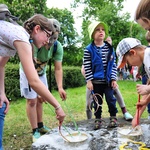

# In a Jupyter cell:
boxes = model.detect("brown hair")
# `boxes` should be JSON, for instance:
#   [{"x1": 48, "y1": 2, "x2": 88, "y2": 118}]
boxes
[
  {"x1": 135, "y1": 0, "x2": 150, "y2": 23},
  {"x1": 145, "y1": 31, "x2": 150, "y2": 43},
  {"x1": 23, "y1": 14, "x2": 56, "y2": 60},
  {"x1": 23, "y1": 14, "x2": 55, "y2": 34}
]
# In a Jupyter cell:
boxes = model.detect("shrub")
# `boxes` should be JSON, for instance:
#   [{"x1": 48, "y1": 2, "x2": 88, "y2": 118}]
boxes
[{"x1": 5, "y1": 63, "x2": 85, "y2": 100}]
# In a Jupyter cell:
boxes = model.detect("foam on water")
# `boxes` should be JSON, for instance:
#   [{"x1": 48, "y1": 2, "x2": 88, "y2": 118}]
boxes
[{"x1": 32, "y1": 124, "x2": 150, "y2": 150}]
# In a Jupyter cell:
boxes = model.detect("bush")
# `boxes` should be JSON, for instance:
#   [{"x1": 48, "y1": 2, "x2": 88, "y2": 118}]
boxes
[{"x1": 5, "y1": 63, "x2": 85, "y2": 100}]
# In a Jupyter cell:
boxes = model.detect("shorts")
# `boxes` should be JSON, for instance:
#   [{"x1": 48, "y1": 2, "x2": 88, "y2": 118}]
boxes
[{"x1": 19, "y1": 69, "x2": 48, "y2": 99}]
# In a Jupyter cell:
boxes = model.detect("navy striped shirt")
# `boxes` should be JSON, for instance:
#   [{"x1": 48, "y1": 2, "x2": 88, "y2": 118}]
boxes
[{"x1": 84, "y1": 43, "x2": 117, "y2": 82}]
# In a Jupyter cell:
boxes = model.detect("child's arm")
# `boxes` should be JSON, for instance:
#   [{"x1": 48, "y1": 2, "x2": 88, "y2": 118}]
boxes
[{"x1": 132, "y1": 94, "x2": 150, "y2": 127}]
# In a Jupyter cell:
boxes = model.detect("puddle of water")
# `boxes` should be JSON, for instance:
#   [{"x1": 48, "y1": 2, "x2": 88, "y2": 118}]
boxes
[
  {"x1": 32, "y1": 128, "x2": 92, "y2": 150},
  {"x1": 31, "y1": 124, "x2": 150, "y2": 150},
  {"x1": 64, "y1": 131, "x2": 88, "y2": 143}
]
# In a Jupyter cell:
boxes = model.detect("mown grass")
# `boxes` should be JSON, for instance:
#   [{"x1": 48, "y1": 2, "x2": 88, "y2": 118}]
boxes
[{"x1": 3, "y1": 80, "x2": 148, "y2": 149}]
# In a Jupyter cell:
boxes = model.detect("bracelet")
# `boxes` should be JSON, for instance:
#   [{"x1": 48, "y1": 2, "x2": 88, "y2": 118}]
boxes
[{"x1": 55, "y1": 105, "x2": 61, "y2": 110}]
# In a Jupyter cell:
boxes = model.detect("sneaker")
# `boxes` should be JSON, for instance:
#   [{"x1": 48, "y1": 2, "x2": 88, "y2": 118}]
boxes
[
  {"x1": 32, "y1": 130, "x2": 41, "y2": 143},
  {"x1": 94, "y1": 119, "x2": 102, "y2": 130},
  {"x1": 124, "y1": 112, "x2": 133, "y2": 121},
  {"x1": 38, "y1": 126, "x2": 51, "y2": 134},
  {"x1": 108, "y1": 117, "x2": 118, "y2": 128}
]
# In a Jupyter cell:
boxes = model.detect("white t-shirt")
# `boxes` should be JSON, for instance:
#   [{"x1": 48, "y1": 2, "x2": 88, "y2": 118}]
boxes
[
  {"x1": 143, "y1": 47, "x2": 150, "y2": 78},
  {"x1": 0, "y1": 20, "x2": 30, "y2": 57}
]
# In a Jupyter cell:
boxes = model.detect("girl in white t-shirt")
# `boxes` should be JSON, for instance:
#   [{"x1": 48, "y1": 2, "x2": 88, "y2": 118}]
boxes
[{"x1": 0, "y1": 4, "x2": 65, "y2": 148}]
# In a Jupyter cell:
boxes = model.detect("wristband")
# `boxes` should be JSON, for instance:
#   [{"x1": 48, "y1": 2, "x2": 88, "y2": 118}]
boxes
[{"x1": 55, "y1": 105, "x2": 61, "y2": 110}]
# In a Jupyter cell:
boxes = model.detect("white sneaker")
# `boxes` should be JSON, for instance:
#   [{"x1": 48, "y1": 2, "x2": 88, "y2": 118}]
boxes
[{"x1": 124, "y1": 112, "x2": 133, "y2": 121}]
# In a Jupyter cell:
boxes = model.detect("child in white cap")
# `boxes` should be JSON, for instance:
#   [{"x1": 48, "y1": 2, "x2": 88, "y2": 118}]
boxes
[{"x1": 116, "y1": 37, "x2": 150, "y2": 127}]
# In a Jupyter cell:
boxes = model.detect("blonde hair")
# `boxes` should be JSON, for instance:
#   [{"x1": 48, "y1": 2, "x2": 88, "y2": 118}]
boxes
[
  {"x1": 24, "y1": 14, "x2": 55, "y2": 34},
  {"x1": 135, "y1": 0, "x2": 150, "y2": 23}
]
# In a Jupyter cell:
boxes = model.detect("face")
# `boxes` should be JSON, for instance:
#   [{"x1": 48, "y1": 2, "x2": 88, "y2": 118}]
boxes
[
  {"x1": 32, "y1": 25, "x2": 52, "y2": 48},
  {"x1": 137, "y1": 18, "x2": 150, "y2": 31},
  {"x1": 50, "y1": 32, "x2": 59, "y2": 42},
  {"x1": 93, "y1": 24, "x2": 105, "y2": 41},
  {"x1": 123, "y1": 49, "x2": 142, "y2": 67}
]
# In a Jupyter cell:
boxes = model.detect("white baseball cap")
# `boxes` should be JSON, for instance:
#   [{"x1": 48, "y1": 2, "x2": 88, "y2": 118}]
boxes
[{"x1": 116, "y1": 38, "x2": 141, "y2": 68}]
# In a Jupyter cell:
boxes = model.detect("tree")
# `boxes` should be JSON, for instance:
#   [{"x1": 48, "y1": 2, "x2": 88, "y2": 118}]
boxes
[
  {"x1": 45, "y1": 7, "x2": 83, "y2": 66},
  {"x1": 2, "y1": 0, "x2": 47, "y2": 23},
  {"x1": 1, "y1": 0, "x2": 82, "y2": 65},
  {"x1": 72, "y1": 0, "x2": 147, "y2": 49}
]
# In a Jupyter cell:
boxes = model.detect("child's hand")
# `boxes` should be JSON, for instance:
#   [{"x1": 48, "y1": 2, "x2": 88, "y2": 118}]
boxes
[
  {"x1": 87, "y1": 80, "x2": 93, "y2": 91},
  {"x1": 136, "y1": 84, "x2": 150, "y2": 95},
  {"x1": 111, "y1": 80, "x2": 117, "y2": 89},
  {"x1": 137, "y1": 99, "x2": 148, "y2": 107}
]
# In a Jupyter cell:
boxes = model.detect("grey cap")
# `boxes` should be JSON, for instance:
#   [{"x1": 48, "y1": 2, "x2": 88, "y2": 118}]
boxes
[
  {"x1": 48, "y1": 18, "x2": 60, "y2": 32},
  {"x1": 116, "y1": 38, "x2": 141, "y2": 68},
  {"x1": 0, "y1": 4, "x2": 10, "y2": 13}
]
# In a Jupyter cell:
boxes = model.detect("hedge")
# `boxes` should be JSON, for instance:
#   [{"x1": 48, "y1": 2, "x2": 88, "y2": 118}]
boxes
[{"x1": 5, "y1": 63, "x2": 85, "y2": 101}]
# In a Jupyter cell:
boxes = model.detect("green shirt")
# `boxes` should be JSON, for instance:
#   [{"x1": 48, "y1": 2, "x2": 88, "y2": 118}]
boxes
[{"x1": 20, "y1": 40, "x2": 63, "y2": 75}]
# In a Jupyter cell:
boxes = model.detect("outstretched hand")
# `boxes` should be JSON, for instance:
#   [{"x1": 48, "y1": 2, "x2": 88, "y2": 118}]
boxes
[{"x1": 55, "y1": 107, "x2": 65, "y2": 125}]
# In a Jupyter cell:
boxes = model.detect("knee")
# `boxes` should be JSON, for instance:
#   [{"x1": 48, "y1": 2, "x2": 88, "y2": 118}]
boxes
[{"x1": 27, "y1": 100, "x2": 36, "y2": 107}]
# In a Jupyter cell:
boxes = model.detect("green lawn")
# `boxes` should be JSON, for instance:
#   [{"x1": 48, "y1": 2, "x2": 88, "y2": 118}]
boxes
[{"x1": 3, "y1": 80, "x2": 148, "y2": 149}]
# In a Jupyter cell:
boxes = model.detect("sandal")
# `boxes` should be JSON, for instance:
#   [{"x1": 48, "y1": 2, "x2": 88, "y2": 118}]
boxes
[
  {"x1": 94, "y1": 119, "x2": 105, "y2": 130},
  {"x1": 107, "y1": 117, "x2": 118, "y2": 128}
]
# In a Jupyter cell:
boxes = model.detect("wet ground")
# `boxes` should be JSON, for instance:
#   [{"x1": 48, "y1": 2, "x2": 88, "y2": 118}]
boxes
[{"x1": 32, "y1": 118, "x2": 150, "y2": 150}]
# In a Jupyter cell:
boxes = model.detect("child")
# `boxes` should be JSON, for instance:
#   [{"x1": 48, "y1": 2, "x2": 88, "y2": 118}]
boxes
[
  {"x1": 0, "y1": 4, "x2": 65, "y2": 148},
  {"x1": 83, "y1": 21, "x2": 118, "y2": 130},
  {"x1": 116, "y1": 37, "x2": 149, "y2": 127},
  {"x1": 106, "y1": 36, "x2": 133, "y2": 121},
  {"x1": 145, "y1": 31, "x2": 150, "y2": 120},
  {"x1": 19, "y1": 18, "x2": 67, "y2": 142}
]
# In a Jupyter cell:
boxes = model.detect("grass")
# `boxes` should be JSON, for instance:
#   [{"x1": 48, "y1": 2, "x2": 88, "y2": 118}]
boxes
[{"x1": 3, "y1": 80, "x2": 148, "y2": 149}]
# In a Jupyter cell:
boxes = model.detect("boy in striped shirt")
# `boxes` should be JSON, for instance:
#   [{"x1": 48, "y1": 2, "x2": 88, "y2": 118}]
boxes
[{"x1": 83, "y1": 21, "x2": 118, "y2": 130}]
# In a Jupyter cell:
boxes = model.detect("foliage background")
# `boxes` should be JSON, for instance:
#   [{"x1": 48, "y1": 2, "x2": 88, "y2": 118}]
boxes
[{"x1": 0, "y1": 0, "x2": 148, "y2": 67}]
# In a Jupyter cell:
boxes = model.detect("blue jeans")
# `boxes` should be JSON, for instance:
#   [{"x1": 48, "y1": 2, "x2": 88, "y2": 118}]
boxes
[
  {"x1": 0, "y1": 103, "x2": 6, "y2": 150},
  {"x1": 93, "y1": 83, "x2": 118, "y2": 118}
]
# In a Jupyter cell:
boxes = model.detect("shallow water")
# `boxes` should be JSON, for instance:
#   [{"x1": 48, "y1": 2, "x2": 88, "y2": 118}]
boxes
[
  {"x1": 64, "y1": 132, "x2": 88, "y2": 143},
  {"x1": 32, "y1": 122, "x2": 150, "y2": 150}
]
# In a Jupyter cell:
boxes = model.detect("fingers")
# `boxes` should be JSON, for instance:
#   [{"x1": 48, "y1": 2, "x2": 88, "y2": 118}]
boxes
[
  {"x1": 4, "y1": 103, "x2": 9, "y2": 114},
  {"x1": 59, "y1": 120, "x2": 63, "y2": 126}
]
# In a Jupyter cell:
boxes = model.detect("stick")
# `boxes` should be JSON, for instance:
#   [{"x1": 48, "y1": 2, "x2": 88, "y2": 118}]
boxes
[{"x1": 137, "y1": 94, "x2": 140, "y2": 125}]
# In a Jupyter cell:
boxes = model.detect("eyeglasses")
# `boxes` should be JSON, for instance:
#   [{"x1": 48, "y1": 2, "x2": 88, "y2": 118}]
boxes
[{"x1": 41, "y1": 27, "x2": 52, "y2": 39}]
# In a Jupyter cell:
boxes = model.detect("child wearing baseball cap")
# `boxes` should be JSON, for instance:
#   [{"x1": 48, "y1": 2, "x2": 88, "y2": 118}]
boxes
[
  {"x1": 83, "y1": 21, "x2": 118, "y2": 130},
  {"x1": 116, "y1": 37, "x2": 150, "y2": 127}
]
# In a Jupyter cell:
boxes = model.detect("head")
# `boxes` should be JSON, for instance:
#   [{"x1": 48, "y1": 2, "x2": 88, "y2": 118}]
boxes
[
  {"x1": 48, "y1": 18, "x2": 61, "y2": 47},
  {"x1": 0, "y1": 4, "x2": 18, "y2": 23},
  {"x1": 116, "y1": 38, "x2": 144, "y2": 68},
  {"x1": 106, "y1": 36, "x2": 112, "y2": 45},
  {"x1": 88, "y1": 21, "x2": 108, "y2": 41},
  {"x1": 24, "y1": 14, "x2": 56, "y2": 48},
  {"x1": 135, "y1": 0, "x2": 150, "y2": 31},
  {"x1": 145, "y1": 31, "x2": 150, "y2": 44}
]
